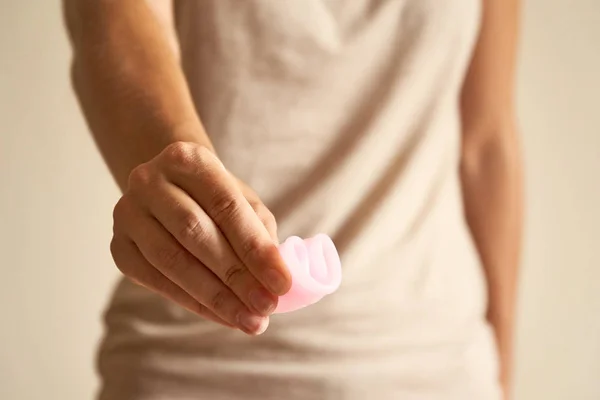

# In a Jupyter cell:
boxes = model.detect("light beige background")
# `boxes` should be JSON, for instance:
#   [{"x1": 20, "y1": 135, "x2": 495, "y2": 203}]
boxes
[{"x1": 1, "y1": 1, "x2": 598, "y2": 399}]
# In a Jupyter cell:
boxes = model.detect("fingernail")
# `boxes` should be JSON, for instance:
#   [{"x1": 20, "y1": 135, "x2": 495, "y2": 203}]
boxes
[
  {"x1": 238, "y1": 312, "x2": 269, "y2": 335},
  {"x1": 264, "y1": 269, "x2": 289, "y2": 295},
  {"x1": 249, "y1": 288, "x2": 277, "y2": 315}
]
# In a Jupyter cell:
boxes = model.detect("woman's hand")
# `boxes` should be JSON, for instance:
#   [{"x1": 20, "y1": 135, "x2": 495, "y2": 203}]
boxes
[{"x1": 109, "y1": 142, "x2": 292, "y2": 335}]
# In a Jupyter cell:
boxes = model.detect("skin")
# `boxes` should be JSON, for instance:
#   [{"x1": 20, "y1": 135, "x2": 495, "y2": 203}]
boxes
[
  {"x1": 64, "y1": 0, "x2": 522, "y2": 396},
  {"x1": 63, "y1": 0, "x2": 292, "y2": 335},
  {"x1": 460, "y1": 0, "x2": 522, "y2": 397}
]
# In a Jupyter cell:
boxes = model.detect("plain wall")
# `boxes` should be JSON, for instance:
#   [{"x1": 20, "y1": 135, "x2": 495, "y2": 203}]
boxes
[
  {"x1": 0, "y1": 1, "x2": 598, "y2": 399},
  {"x1": 513, "y1": 1, "x2": 600, "y2": 399}
]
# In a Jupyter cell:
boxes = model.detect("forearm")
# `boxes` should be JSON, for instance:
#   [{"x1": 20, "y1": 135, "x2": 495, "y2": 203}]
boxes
[
  {"x1": 460, "y1": 126, "x2": 523, "y2": 389},
  {"x1": 64, "y1": 0, "x2": 212, "y2": 191}
]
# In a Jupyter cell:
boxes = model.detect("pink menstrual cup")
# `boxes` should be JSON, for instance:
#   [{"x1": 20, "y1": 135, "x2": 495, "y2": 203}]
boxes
[{"x1": 274, "y1": 234, "x2": 342, "y2": 313}]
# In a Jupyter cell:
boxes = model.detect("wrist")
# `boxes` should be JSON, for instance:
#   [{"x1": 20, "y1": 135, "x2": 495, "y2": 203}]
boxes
[{"x1": 164, "y1": 120, "x2": 216, "y2": 154}]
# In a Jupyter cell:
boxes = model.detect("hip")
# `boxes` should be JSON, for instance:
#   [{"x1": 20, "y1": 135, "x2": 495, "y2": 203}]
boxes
[
  {"x1": 97, "y1": 271, "x2": 498, "y2": 398},
  {"x1": 98, "y1": 278, "x2": 500, "y2": 399}
]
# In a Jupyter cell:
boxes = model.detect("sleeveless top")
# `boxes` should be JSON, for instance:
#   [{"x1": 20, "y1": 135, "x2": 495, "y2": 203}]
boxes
[{"x1": 99, "y1": 1, "x2": 501, "y2": 399}]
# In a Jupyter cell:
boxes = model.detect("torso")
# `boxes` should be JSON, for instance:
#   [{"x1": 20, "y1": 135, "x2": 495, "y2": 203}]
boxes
[{"x1": 98, "y1": 1, "x2": 502, "y2": 398}]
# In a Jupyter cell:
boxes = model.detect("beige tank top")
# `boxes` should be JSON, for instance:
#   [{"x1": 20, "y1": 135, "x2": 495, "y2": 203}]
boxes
[
  {"x1": 175, "y1": 0, "x2": 486, "y2": 330},
  {"x1": 109, "y1": 0, "x2": 500, "y2": 396}
]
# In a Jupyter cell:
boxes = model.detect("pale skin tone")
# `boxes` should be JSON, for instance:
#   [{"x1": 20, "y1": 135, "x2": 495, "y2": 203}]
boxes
[{"x1": 65, "y1": 0, "x2": 522, "y2": 397}]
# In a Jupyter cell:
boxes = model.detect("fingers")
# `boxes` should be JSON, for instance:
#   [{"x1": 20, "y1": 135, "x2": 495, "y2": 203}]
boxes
[
  {"x1": 235, "y1": 178, "x2": 280, "y2": 243},
  {"x1": 116, "y1": 142, "x2": 289, "y2": 334},
  {"x1": 141, "y1": 180, "x2": 278, "y2": 316},
  {"x1": 113, "y1": 198, "x2": 269, "y2": 335},
  {"x1": 110, "y1": 236, "x2": 232, "y2": 327},
  {"x1": 155, "y1": 143, "x2": 292, "y2": 296},
  {"x1": 246, "y1": 196, "x2": 279, "y2": 244}
]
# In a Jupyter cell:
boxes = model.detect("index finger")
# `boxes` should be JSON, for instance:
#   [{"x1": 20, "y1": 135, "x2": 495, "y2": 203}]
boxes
[{"x1": 161, "y1": 146, "x2": 292, "y2": 296}]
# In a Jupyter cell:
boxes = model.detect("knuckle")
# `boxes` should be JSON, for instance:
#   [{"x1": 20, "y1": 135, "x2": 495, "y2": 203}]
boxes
[
  {"x1": 240, "y1": 236, "x2": 264, "y2": 263},
  {"x1": 162, "y1": 141, "x2": 196, "y2": 168},
  {"x1": 177, "y1": 213, "x2": 208, "y2": 243},
  {"x1": 195, "y1": 145, "x2": 222, "y2": 173},
  {"x1": 155, "y1": 245, "x2": 187, "y2": 272},
  {"x1": 195, "y1": 144, "x2": 215, "y2": 161},
  {"x1": 188, "y1": 301, "x2": 208, "y2": 317},
  {"x1": 161, "y1": 143, "x2": 219, "y2": 175},
  {"x1": 208, "y1": 290, "x2": 229, "y2": 313},
  {"x1": 127, "y1": 163, "x2": 154, "y2": 191},
  {"x1": 210, "y1": 194, "x2": 239, "y2": 224},
  {"x1": 223, "y1": 263, "x2": 246, "y2": 287}
]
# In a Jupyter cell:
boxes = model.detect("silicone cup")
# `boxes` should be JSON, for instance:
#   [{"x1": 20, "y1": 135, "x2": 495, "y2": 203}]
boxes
[{"x1": 274, "y1": 234, "x2": 342, "y2": 314}]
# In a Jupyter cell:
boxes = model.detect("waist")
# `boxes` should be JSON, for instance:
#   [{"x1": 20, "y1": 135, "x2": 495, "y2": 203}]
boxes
[{"x1": 109, "y1": 224, "x2": 487, "y2": 352}]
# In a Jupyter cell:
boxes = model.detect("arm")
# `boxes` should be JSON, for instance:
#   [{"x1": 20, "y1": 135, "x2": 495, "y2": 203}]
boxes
[
  {"x1": 63, "y1": 0, "x2": 292, "y2": 334},
  {"x1": 459, "y1": 0, "x2": 522, "y2": 396},
  {"x1": 63, "y1": 0, "x2": 210, "y2": 190}
]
